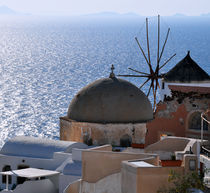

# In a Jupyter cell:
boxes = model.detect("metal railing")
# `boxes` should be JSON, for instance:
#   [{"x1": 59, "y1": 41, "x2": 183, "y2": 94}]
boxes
[
  {"x1": 201, "y1": 110, "x2": 210, "y2": 144},
  {"x1": 201, "y1": 146, "x2": 210, "y2": 158}
]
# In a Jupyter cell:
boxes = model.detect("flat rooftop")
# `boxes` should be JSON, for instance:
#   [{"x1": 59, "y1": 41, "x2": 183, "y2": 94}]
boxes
[
  {"x1": 130, "y1": 161, "x2": 155, "y2": 167},
  {"x1": 0, "y1": 168, "x2": 59, "y2": 178}
]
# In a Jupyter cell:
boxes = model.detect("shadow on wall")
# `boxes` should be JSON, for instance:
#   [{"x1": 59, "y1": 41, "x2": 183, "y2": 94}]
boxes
[
  {"x1": 120, "y1": 134, "x2": 132, "y2": 147},
  {"x1": 0, "y1": 179, "x2": 57, "y2": 193}
]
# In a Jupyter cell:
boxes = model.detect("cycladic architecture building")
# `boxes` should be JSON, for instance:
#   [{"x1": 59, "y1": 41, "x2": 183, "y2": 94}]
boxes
[
  {"x1": 159, "y1": 51, "x2": 210, "y2": 101},
  {"x1": 60, "y1": 66, "x2": 153, "y2": 147},
  {"x1": 0, "y1": 136, "x2": 88, "y2": 193},
  {"x1": 146, "y1": 52, "x2": 210, "y2": 146}
]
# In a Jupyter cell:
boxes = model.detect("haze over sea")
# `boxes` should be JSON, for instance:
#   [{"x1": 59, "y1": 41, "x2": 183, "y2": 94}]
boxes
[{"x1": 0, "y1": 15, "x2": 209, "y2": 147}]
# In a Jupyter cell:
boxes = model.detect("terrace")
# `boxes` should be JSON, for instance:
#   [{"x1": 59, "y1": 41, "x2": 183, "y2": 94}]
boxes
[{"x1": 0, "y1": 168, "x2": 59, "y2": 193}]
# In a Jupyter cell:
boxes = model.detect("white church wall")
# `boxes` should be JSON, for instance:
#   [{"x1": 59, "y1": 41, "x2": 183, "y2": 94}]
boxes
[
  {"x1": 159, "y1": 79, "x2": 210, "y2": 101},
  {"x1": 160, "y1": 80, "x2": 171, "y2": 101}
]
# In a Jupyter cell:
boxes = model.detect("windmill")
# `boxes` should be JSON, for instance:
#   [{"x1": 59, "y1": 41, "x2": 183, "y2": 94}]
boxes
[{"x1": 118, "y1": 15, "x2": 176, "y2": 111}]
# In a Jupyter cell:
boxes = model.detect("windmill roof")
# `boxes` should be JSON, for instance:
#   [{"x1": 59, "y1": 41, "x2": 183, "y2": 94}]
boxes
[{"x1": 164, "y1": 51, "x2": 210, "y2": 82}]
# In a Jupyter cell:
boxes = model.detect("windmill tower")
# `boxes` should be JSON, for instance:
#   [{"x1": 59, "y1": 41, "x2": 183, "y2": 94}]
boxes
[{"x1": 119, "y1": 15, "x2": 176, "y2": 110}]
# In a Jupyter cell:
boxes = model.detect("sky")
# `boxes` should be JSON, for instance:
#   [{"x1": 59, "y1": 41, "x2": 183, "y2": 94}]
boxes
[{"x1": 0, "y1": 0, "x2": 210, "y2": 16}]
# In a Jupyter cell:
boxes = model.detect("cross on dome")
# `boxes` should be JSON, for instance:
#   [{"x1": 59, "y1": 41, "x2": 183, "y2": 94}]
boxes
[{"x1": 109, "y1": 64, "x2": 115, "y2": 78}]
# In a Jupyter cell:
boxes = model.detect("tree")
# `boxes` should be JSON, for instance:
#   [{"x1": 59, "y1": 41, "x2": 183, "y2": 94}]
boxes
[{"x1": 158, "y1": 170, "x2": 205, "y2": 193}]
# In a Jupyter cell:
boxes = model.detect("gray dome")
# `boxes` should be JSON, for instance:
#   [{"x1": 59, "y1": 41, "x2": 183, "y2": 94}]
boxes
[{"x1": 67, "y1": 77, "x2": 153, "y2": 123}]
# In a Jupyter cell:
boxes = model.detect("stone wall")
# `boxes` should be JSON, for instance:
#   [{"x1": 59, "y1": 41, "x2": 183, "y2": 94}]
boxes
[
  {"x1": 146, "y1": 90, "x2": 210, "y2": 146},
  {"x1": 60, "y1": 117, "x2": 147, "y2": 146}
]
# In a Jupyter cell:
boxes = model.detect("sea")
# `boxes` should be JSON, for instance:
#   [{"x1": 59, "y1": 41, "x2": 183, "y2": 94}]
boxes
[{"x1": 0, "y1": 15, "x2": 209, "y2": 147}]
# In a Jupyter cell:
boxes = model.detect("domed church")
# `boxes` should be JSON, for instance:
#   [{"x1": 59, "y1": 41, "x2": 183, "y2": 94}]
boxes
[{"x1": 60, "y1": 65, "x2": 153, "y2": 147}]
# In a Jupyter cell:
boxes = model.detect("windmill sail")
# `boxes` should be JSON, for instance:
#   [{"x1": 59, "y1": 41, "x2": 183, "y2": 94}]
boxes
[{"x1": 118, "y1": 15, "x2": 176, "y2": 111}]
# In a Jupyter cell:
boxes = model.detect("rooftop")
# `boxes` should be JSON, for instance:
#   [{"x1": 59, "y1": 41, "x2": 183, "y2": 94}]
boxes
[
  {"x1": 130, "y1": 161, "x2": 156, "y2": 167},
  {"x1": 164, "y1": 51, "x2": 210, "y2": 83},
  {"x1": 0, "y1": 168, "x2": 59, "y2": 178},
  {"x1": 0, "y1": 136, "x2": 88, "y2": 159}
]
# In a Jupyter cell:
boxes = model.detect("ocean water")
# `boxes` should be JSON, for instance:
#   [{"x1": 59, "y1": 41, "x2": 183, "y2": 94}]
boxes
[{"x1": 0, "y1": 16, "x2": 209, "y2": 147}]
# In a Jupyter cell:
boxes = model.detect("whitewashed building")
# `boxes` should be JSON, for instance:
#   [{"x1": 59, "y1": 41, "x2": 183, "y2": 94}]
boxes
[
  {"x1": 160, "y1": 51, "x2": 210, "y2": 101},
  {"x1": 0, "y1": 136, "x2": 88, "y2": 193}
]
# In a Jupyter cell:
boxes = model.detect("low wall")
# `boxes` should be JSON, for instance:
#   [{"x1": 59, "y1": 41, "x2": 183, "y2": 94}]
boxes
[
  {"x1": 59, "y1": 174, "x2": 80, "y2": 193},
  {"x1": 145, "y1": 137, "x2": 190, "y2": 153},
  {"x1": 0, "y1": 179, "x2": 57, "y2": 193},
  {"x1": 81, "y1": 173, "x2": 121, "y2": 193},
  {"x1": 82, "y1": 150, "x2": 158, "y2": 183},
  {"x1": 88, "y1": 145, "x2": 112, "y2": 151},
  {"x1": 136, "y1": 167, "x2": 184, "y2": 193},
  {"x1": 64, "y1": 179, "x2": 81, "y2": 193},
  {"x1": 121, "y1": 161, "x2": 184, "y2": 193},
  {"x1": 176, "y1": 139, "x2": 199, "y2": 160}
]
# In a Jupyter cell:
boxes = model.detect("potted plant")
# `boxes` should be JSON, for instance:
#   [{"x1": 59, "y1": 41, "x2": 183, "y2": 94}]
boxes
[{"x1": 160, "y1": 154, "x2": 182, "y2": 167}]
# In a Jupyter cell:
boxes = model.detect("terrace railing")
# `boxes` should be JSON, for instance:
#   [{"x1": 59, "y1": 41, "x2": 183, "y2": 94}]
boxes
[{"x1": 201, "y1": 146, "x2": 210, "y2": 158}]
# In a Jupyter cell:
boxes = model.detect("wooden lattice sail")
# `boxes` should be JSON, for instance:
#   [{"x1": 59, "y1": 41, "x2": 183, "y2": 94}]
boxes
[{"x1": 118, "y1": 15, "x2": 176, "y2": 111}]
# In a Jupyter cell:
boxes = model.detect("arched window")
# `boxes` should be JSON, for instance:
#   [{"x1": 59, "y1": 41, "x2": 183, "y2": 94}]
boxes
[
  {"x1": 2, "y1": 165, "x2": 12, "y2": 184},
  {"x1": 189, "y1": 112, "x2": 208, "y2": 131}
]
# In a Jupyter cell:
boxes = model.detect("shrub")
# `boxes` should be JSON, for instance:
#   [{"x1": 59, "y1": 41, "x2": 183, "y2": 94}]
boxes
[{"x1": 158, "y1": 170, "x2": 205, "y2": 193}]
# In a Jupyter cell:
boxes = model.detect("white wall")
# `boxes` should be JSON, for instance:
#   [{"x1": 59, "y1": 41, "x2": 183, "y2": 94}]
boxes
[
  {"x1": 0, "y1": 179, "x2": 57, "y2": 193},
  {"x1": 0, "y1": 152, "x2": 71, "y2": 189},
  {"x1": 81, "y1": 173, "x2": 121, "y2": 193},
  {"x1": 0, "y1": 150, "x2": 85, "y2": 191}
]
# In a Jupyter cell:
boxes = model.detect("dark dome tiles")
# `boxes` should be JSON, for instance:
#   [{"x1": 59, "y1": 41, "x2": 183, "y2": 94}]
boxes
[{"x1": 67, "y1": 77, "x2": 153, "y2": 123}]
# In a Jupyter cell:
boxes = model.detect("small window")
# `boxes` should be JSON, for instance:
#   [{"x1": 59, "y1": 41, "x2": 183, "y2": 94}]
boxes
[
  {"x1": 2, "y1": 165, "x2": 12, "y2": 184},
  {"x1": 120, "y1": 134, "x2": 132, "y2": 147},
  {"x1": 162, "y1": 82, "x2": 165, "y2": 89},
  {"x1": 164, "y1": 95, "x2": 167, "y2": 100},
  {"x1": 189, "y1": 159, "x2": 196, "y2": 171}
]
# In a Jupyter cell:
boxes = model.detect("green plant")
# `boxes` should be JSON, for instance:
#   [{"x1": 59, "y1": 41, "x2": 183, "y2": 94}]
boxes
[{"x1": 157, "y1": 170, "x2": 205, "y2": 193}]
